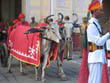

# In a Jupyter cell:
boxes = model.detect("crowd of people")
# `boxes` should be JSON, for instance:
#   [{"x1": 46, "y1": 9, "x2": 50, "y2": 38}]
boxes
[{"x1": 0, "y1": 13, "x2": 38, "y2": 33}]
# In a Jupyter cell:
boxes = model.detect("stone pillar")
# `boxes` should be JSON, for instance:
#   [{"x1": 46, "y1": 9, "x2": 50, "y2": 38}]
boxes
[
  {"x1": 1, "y1": 0, "x2": 16, "y2": 22},
  {"x1": 22, "y1": 0, "x2": 26, "y2": 15},
  {"x1": 9, "y1": 0, "x2": 15, "y2": 20},
  {"x1": 1, "y1": 0, "x2": 10, "y2": 21}
]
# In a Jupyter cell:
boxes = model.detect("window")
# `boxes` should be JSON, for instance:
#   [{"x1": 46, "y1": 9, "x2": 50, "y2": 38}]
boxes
[{"x1": 56, "y1": 0, "x2": 65, "y2": 8}]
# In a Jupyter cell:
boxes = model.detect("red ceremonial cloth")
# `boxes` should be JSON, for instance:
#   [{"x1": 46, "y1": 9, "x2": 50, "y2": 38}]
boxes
[
  {"x1": 6, "y1": 26, "x2": 15, "y2": 49},
  {"x1": 8, "y1": 25, "x2": 40, "y2": 66},
  {"x1": 7, "y1": 26, "x2": 14, "y2": 35},
  {"x1": 16, "y1": 21, "x2": 29, "y2": 27},
  {"x1": 78, "y1": 48, "x2": 89, "y2": 83},
  {"x1": 47, "y1": 43, "x2": 59, "y2": 67},
  {"x1": 36, "y1": 22, "x2": 48, "y2": 28}
]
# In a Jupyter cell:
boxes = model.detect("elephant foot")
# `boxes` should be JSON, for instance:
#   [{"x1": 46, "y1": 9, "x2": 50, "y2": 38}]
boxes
[
  {"x1": 35, "y1": 76, "x2": 41, "y2": 81},
  {"x1": 8, "y1": 70, "x2": 12, "y2": 73},
  {"x1": 58, "y1": 72, "x2": 67, "y2": 81},
  {"x1": 67, "y1": 56, "x2": 72, "y2": 60},
  {"x1": 41, "y1": 79, "x2": 49, "y2": 83},
  {"x1": 21, "y1": 72, "x2": 27, "y2": 75}
]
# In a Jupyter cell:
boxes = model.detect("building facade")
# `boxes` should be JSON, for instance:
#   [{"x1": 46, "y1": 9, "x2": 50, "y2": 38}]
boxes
[
  {"x1": 0, "y1": 0, "x2": 110, "y2": 50},
  {"x1": 1, "y1": 0, "x2": 109, "y2": 23},
  {"x1": 0, "y1": 0, "x2": 91, "y2": 23},
  {"x1": 22, "y1": 0, "x2": 91, "y2": 23}
]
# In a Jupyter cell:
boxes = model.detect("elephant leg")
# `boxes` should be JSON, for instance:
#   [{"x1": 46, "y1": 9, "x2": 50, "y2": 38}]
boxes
[
  {"x1": 57, "y1": 56, "x2": 67, "y2": 81},
  {"x1": 67, "y1": 42, "x2": 72, "y2": 60},
  {"x1": 35, "y1": 67, "x2": 40, "y2": 81},
  {"x1": 70, "y1": 42, "x2": 73, "y2": 59},
  {"x1": 20, "y1": 61, "x2": 24, "y2": 75},
  {"x1": 8, "y1": 55, "x2": 13, "y2": 73},
  {"x1": 41, "y1": 40, "x2": 51, "y2": 83},
  {"x1": 69, "y1": 42, "x2": 73, "y2": 58},
  {"x1": 41, "y1": 52, "x2": 50, "y2": 83}
]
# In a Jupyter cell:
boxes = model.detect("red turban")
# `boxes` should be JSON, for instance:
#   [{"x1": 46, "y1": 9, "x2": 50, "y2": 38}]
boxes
[
  {"x1": 88, "y1": 0, "x2": 103, "y2": 12},
  {"x1": 13, "y1": 19, "x2": 19, "y2": 24},
  {"x1": 18, "y1": 13, "x2": 25, "y2": 19}
]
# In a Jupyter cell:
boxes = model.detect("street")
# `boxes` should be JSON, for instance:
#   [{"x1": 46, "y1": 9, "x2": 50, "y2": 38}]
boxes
[{"x1": 0, "y1": 52, "x2": 81, "y2": 83}]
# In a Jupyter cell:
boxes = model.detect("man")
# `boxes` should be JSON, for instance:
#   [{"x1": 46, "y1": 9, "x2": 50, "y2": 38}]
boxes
[
  {"x1": 80, "y1": 17, "x2": 87, "y2": 35},
  {"x1": 12, "y1": 19, "x2": 19, "y2": 28},
  {"x1": 16, "y1": 13, "x2": 29, "y2": 27},
  {"x1": 87, "y1": 0, "x2": 110, "y2": 83},
  {"x1": 63, "y1": 16, "x2": 73, "y2": 60},
  {"x1": 30, "y1": 17, "x2": 38, "y2": 28}
]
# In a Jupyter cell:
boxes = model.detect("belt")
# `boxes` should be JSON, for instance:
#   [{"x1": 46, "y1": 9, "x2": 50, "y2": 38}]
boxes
[
  {"x1": 88, "y1": 42, "x2": 104, "y2": 52},
  {"x1": 97, "y1": 46, "x2": 103, "y2": 49},
  {"x1": 66, "y1": 37, "x2": 72, "y2": 41},
  {"x1": 107, "y1": 51, "x2": 110, "y2": 53},
  {"x1": 107, "y1": 51, "x2": 110, "y2": 59}
]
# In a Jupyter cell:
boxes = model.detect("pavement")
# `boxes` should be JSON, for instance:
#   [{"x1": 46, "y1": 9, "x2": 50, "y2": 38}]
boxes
[{"x1": 0, "y1": 51, "x2": 82, "y2": 83}]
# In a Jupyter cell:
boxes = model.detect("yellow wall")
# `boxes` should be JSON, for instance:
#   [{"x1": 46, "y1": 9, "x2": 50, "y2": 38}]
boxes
[
  {"x1": 21, "y1": 0, "x2": 91, "y2": 23},
  {"x1": 52, "y1": 0, "x2": 73, "y2": 21},
  {"x1": 22, "y1": 0, "x2": 74, "y2": 22},
  {"x1": 22, "y1": 0, "x2": 51, "y2": 22},
  {"x1": 73, "y1": 0, "x2": 91, "y2": 23}
]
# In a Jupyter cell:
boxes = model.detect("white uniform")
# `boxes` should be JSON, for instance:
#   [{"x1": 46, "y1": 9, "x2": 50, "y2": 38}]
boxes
[{"x1": 87, "y1": 17, "x2": 110, "y2": 83}]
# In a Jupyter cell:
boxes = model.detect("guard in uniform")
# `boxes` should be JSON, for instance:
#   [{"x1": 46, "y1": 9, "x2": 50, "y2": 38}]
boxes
[
  {"x1": 80, "y1": 17, "x2": 87, "y2": 56},
  {"x1": 16, "y1": 13, "x2": 29, "y2": 27},
  {"x1": 87, "y1": 1, "x2": 110, "y2": 83},
  {"x1": 30, "y1": 17, "x2": 38, "y2": 28}
]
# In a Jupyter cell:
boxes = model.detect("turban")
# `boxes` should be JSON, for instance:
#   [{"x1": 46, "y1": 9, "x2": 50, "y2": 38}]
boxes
[
  {"x1": 88, "y1": 0, "x2": 103, "y2": 12},
  {"x1": 13, "y1": 19, "x2": 19, "y2": 24},
  {"x1": 18, "y1": 13, "x2": 25, "y2": 19}
]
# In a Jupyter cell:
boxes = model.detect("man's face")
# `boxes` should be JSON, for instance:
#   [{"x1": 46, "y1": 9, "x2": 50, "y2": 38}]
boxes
[
  {"x1": 94, "y1": 9, "x2": 104, "y2": 18},
  {"x1": 20, "y1": 17, "x2": 25, "y2": 22},
  {"x1": 31, "y1": 18, "x2": 35, "y2": 22},
  {"x1": 82, "y1": 18, "x2": 86, "y2": 23}
]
